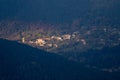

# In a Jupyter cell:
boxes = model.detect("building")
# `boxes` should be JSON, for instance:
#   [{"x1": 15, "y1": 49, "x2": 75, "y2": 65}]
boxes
[
  {"x1": 35, "y1": 38, "x2": 46, "y2": 46},
  {"x1": 47, "y1": 44, "x2": 53, "y2": 47},
  {"x1": 81, "y1": 39, "x2": 87, "y2": 45},
  {"x1": 22, "y1": 37, "x2": 25, "y2": 43},
  {"x1": 62, "y1": 34, "x2": 71, "y2": 40},
  {"x1": 51, "y1": 36, "x2": 63, "y2": 41},
  {"x1": 29, "y1": 41, "x2": 34, "y2": 44}
]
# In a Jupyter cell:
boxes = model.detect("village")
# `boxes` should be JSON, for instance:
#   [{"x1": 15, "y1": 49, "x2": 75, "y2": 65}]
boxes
[
  {"x1": 20, "y1": 25, "x2": 120, "y2": 53},
  {"x1": 22, "y1": 32, "x2": 87, "y2": 49},
  {"x1": 1, "y1": 20, "x2": 120, "y2": 53}
]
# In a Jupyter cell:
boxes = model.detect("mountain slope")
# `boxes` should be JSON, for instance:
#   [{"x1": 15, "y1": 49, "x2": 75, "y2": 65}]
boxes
[
  {"x1": 66, "y1": 45, "x2": 120, "y2": 73},
  {"x1": 79, "y1": 45, "x2": 120, "y2": 67},
  {"x1": 0, "y1": 39, "x2": 120, "y2": 80}
]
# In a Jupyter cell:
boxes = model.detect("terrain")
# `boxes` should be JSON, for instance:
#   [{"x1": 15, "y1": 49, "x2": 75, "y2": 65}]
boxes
[
  {"x1": 1, "y1": 39, "x2": 120, "y2": 80},
  {"x1": 0, "y1": 0, "x2": 120, "y2": 79},
  {"x1": 0, "y1": 0, "x2": 120, "y2": 54},
  {"x1": 0, "y1": 20, "x2": 120, "y2": 60}
]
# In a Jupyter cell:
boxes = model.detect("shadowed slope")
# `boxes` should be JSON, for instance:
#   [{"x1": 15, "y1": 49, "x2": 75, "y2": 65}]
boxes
[{"x1": 0, "y1": 39, "x2": 119, "y2": 80}]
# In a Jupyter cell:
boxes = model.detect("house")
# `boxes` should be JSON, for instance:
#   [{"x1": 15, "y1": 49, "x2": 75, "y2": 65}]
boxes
[
  {"x1": 51, "y1": 36, "x2": 63, "y2": 41},
  {"x1": 35, "y1": 38, "x2": 46, "y2": 46},
  {"x1": 72, "y1": 34, "x2": 76, "y2": 38},
  {"x1": 55, "y1": 37, "x2": 63, "y2": 41},
  {"x1": 44, "y1": 37, "x2": 51, "y2": 41},
  {"x1": 22, "y1": 37, "x2": 25, "y2": 43},
  {"x1": 29, "y1": 41, "x2": 34, "y2": 44},
  {"x1": 81, "y1": 39, "x2": 87, "y2": 45},
  {"x1": 53, "y1": 44, "x2": 58, "y2": 48},
  {"x1": 47, "y1": 44, "x2": 53, "y2": 47},
  {"x1": 62, "y1": 34, "x2": 71, "y2": 40}
]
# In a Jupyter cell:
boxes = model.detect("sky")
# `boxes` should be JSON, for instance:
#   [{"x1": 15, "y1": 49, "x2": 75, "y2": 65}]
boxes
[
  {"x1": 0, "y1": 0, "x2": 90, "y2": 22},
  {"x1": 0, "y1": 0, "x2": 119, "y2": 23}
]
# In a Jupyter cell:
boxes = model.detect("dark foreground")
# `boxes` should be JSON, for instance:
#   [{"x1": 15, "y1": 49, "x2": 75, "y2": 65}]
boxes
[{"x1": 0, "y1": 39, "x2": 120, "y2": 80}]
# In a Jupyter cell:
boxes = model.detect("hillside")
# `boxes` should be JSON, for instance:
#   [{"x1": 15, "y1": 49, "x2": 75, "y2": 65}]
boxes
[
  {"x1": 67, "y1": 45, "x2": 120, "y2": 72},
  {"x1": 0, "y1": 0, "x2": 120, "y2": 55},
  {"x1": 0, "y1": 20, "x2": 120, "y2": 54},
  {"x1": 0, "y1": 39, "x2": 120, "y2": 80},
  {"x1": 0, "y1": 0, "x2": 120, "y2": 79}
]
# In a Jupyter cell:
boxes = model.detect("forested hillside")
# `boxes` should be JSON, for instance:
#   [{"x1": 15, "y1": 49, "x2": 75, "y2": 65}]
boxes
[{"x1": 1, "y1": 39, "x2": 119, "y2": 80}]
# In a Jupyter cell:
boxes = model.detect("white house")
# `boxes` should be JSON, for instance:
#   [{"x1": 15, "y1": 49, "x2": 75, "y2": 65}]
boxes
[
  {"x1": 35, "y1": 38, "x2": 46, "y2": 46},
  {"x1": 62, "y1": 34, "x2": 71, "y2": 40},
  {"x1": 81, "y1": 39, "x2": 87, "y2": 45},
  {"x1": 51, "y1": 36, "x2": 63, "y2": 41}
]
